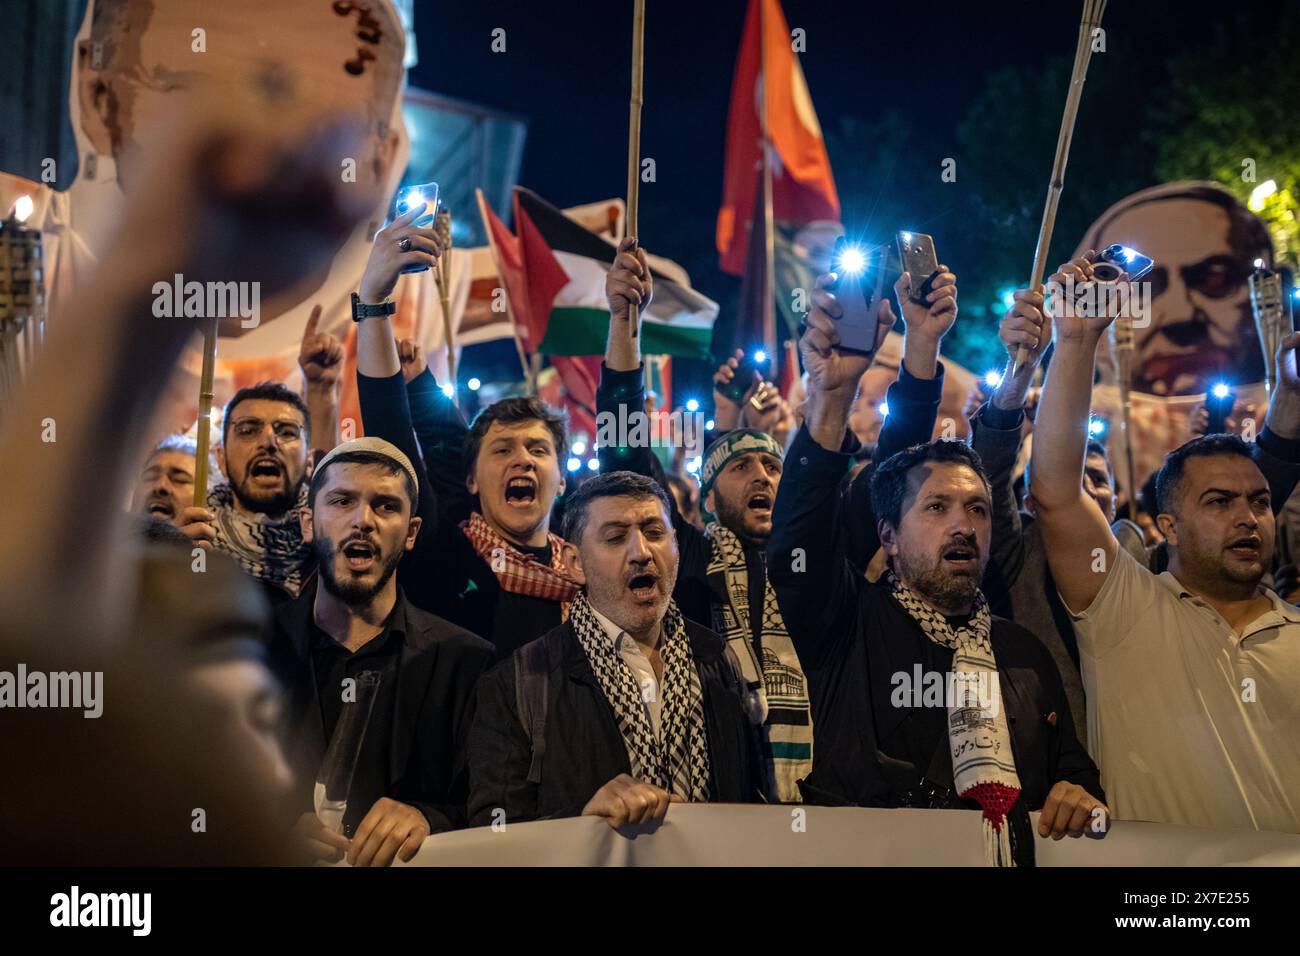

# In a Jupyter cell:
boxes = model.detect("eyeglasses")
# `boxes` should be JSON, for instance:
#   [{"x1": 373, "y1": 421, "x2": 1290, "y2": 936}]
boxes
[{"x1": 230, "y1": 418, "x2": 304, "y2": 443}]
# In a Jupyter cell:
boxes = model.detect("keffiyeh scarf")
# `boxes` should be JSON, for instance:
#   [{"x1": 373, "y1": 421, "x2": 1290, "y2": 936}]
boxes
[
  {"x1": 460, "y1": 512, "x2": 581, "y2": 615},
  {"x1": 886, "y1": 571, "x2": 1021, "y2": 867},
  {"x1": 207, "y1": 483, "x2": 312, "y2": 598},
  {"x1": 568, "y1": 591, "x2": 712, "y2": 802},
  {"x1": 705, "y1": 521, "x2": 812, "y2": 803}
]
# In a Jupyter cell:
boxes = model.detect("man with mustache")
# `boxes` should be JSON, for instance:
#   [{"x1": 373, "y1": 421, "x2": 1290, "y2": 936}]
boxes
[
  {"x1": 599, "y1": 238, "x2": 960, "y2": 804},
  {"x1": 767, "y1": 273, "x2": 1106, "y2": 866},
  {"x1": 268, "y1": 437, "x2": 494, "y2": 866},
  {"x1": 468, "y1": 471, "x2": 759, "y2": 826},
  {"x1": 1031, "y1": 259, "x2": 1300, "y2": 835},
  {"x1": 178, "y1": 382, "x2": 317, "y2": 601},
  {"x1": 131, "y1": 434, "x2": 218, "y2": 526}
]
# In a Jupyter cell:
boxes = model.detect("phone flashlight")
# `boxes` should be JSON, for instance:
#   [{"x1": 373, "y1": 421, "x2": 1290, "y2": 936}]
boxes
[{"x1": 836, "y1": 244, "x2": 867, "y2": 277}]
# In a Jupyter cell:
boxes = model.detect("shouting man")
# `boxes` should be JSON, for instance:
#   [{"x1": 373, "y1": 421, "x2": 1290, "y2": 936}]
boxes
[{"x1": 468, "y1": 471, "x2": 759, "y2": 826}]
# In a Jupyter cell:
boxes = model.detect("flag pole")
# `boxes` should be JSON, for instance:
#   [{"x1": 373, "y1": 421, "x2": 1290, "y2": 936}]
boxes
[
  {"x1": 432, "y1": 208, "x2": 458, "y2": 405},
  {"x1": 475, "y1": 187, "x2": 533, "y2": 391},
  {"x1": 626, "y1": 0, "x2": 646, "y2": 338},
  {"x1": 759, "y1": 0, "x2": 777, "y2": 360},
  {"x1": 1111, "y1": 314, "x2": 1139, "y2": 524},
  {"x1": 192, "y1": 318, "x2": 219, "y2": 507},
  {"x1": 1013, "y1": 0, "x2": 1107, "y2": 373}
]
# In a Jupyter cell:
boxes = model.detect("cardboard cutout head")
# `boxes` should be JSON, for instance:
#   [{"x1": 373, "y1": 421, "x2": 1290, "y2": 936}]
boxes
[
  {"x1": 75, "y1": 0, "x2": 405, "y2": 194},
  {"x1": 1077, "y1": 181, "x2": 1273, "y2": 396}
]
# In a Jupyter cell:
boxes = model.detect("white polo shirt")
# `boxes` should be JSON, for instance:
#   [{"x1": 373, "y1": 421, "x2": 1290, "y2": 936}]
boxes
[{"x1": 1068, "y1": 547, "x2": 1300, "y2": 833}]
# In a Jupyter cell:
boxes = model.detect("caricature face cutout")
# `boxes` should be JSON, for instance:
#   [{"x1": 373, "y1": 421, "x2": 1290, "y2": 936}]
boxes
[
  {"x1": 76, "y1": 0, "x2": 404, "y2": 195},
  {"x1": 1082, "y1": 187, "x2": 1271, "y2": 396}
]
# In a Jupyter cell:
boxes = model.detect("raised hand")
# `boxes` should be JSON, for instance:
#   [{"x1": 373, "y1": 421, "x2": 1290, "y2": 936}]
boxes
[
  {"x1": 298, "y1": 304, "x2": 345, "y2": 387},
  {"x1": 1047, "y1": 251, "x2": 1128, "y2": 342},
  {"x1": 606, "y1": 237, "x2": 653, "y2": 324},
  {"x1": 802, "y1": 272, "x2": 895, "y2": 395},
  {"x1": 999, "y1": 288, "x2": 1052, "y2": 365},
  {"x1": 895, "y1": 265, "x2": 958, "y2": 342},
  {"x1": 712, "y1": 348, "x2": 755, "y2": 428},
  {"x1": 359, "y1": 202, "x2": 444, "y2": 304},
  {"x1": 396, "y1": 338, "x2": 427, "y2": 384}
]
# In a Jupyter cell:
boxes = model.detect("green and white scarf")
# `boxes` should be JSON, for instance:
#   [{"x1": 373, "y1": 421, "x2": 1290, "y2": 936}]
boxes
[{"x1": 705, "y1": 521, "x2": 813, "y2": 803}]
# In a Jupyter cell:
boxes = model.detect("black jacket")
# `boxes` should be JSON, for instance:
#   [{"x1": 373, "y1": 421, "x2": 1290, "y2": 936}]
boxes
[
  {"x1": 266, "y1": 581, "x2": 495, "y2": 833},
  {"x1": 356, "y1": 370, "x2": 563, "y2": 652},
  {"x1": 768, "y1": 424, "x2": 1105, "y2": 812},
  {"x1": 467, "y1": 616, "x2": 762, "y2": 825}
]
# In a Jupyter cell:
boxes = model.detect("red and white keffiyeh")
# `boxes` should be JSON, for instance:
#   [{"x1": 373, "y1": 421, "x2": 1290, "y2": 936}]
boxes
[{"x1": 460, "y1": 511, "x2": 580, "y2": 615}]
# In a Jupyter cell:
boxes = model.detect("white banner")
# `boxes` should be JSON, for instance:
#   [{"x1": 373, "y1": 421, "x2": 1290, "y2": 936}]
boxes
[{"x1": 399, "y1": 804, "x2": 1300, "y2": 867}]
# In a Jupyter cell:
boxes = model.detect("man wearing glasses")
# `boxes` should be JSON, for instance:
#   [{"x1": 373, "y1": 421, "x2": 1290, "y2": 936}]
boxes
[{"x1": 178, "y1": 382, "x2": 316, "y2": 602}]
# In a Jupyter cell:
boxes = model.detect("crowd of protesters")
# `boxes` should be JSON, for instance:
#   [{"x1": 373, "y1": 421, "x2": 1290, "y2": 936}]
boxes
[{"x1": 4, "y1": 77, "x2": 1298, "y2": 871}]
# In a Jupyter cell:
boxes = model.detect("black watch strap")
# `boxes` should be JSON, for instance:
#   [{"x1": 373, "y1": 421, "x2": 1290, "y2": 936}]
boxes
[{"x1": 351, "y1": 292, "x2": 397, "y2": 322}]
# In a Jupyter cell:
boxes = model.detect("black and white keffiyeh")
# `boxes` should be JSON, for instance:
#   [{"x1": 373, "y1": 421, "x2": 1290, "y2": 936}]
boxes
[
  {"x1": 568, "y1": 591, "x2": 711, "y2": 802},
  {"x1": 886, "y1": 571, "x2": 1021, "y2": 866},
  {"x1": 208, "y1": 482, "x2": 312, "y2": 598}
]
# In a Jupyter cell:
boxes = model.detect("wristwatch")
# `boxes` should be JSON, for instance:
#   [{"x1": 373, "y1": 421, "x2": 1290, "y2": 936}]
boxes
[{"x1": 351, "y1": 292, "x2": 397, "y2": 322}]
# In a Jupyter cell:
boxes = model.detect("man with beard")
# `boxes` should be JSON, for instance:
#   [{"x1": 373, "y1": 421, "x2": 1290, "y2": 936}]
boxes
[
  {"x1": 767, "y1": 274, "x2": 1106, "y2": 866},
  {"x1": 178, "y1": 382, "x2": 316, "y2": 601},
  {"x1": 597, "y1": 239, "x2": 960, "y2": 804},
  {"x1": 267, "y1": 438, "x2": 494, "y2": 866},
  {"x1": 131, "y1": 434, "x2": 219, "y2": 526},
  {"x1": 467, "y1": 471, "x2": 759, "y2": 827},
  {"x1": 353, "y1": 211, "x2": 579, "y2": 653},
  {"x1": 1031, "y1": 259, "x2": 1300, "y2": 834}
]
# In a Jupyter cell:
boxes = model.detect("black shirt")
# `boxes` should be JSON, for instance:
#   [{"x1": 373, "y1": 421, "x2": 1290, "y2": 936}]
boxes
[
  {"x1": 768, "y1": 425, "x2": 1105, "y2": 812},
  {"x1": 309, "y1": 605, "x2": 405, "y2": 835}
]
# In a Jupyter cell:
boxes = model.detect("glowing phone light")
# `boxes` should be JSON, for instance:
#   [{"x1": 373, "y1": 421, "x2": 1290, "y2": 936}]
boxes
[
  {"x1": 686, "y1": 398, "x2": 700, "y2": 413},
  {"x1": 838, "y1": 245, "x2": 867, "y2": 277},
  {"x1": 1212, "y1": 382, "x2": 1231, "y2": 400},
  {"x1": 467, "y1": 377, "x2": 482, "y2": 391},
  {"x1": 753, "y1": 350, "x2": 767, "y2": 364},
  {"x1": 878, "y1": 402, "x2": 889, "y2": 417},
  {"x1": 984, "y1": 370, "x2": 1003, "y2": 388},
  {"x1": 567, "y1": 457, "x2": 582, "y2": 472}
]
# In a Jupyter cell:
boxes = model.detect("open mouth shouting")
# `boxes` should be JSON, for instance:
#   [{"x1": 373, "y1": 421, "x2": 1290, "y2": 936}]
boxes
[
  {"x1": 146, "y1": 495, "x2": 177, "y2": 520},
  {"x1": 746, "y1": 490, "x2": 773, "y2": 515},
  {"x1": 503, "y1": 475, "x2": 539, "y2": 508},
  {"x1": 941, "y1": 541, "x2": 980, "y2": 573},
  {"x1": 625, "y1": 569, "x2": 661, "y2": 605},
  {"x1": 1225, "y1": 535, "x2": 1262, "y2": 561},
  {"x1": 340, "y1": 537, "x2": 379, "y2": 573},
  {"x1": 248, "y1": 456, "x2": 285, "y2": 487}
]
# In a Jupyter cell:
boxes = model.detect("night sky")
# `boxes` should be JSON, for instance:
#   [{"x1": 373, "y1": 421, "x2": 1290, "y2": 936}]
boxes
[{"x1": 412, "y1": 0, "x2": 1261, "y2": 393}]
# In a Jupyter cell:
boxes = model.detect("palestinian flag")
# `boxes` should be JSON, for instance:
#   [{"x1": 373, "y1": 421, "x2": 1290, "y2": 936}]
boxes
[{"x1": 514, "y1": 188, "x2": 718, "y2": 359}]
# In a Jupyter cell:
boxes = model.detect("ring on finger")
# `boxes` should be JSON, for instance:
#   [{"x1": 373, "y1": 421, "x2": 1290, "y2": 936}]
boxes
[{"x1": 397, "y1": 237, "x2": 412, "y2": 252}]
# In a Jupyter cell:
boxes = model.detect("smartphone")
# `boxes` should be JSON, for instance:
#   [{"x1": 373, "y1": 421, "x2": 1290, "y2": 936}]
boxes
[
  {"x1": 716, "y1": 349, "x2": 773, "y2": 405},
  {"x1": 1206, "y1": 384, "x2": 1234, "y2": 434},
  {"x1": 830, "y1": 236, "x2": 889, "y2": 357},
  {"x1": 391, "y1": 181, "x2": 440, "y2": 229},
  {"x1": 1091, "y1": 243, "x2": 1154, "y2": 283},
  {"x1": 896, "y1": 231, "x2": 940, "y2": 304}
]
